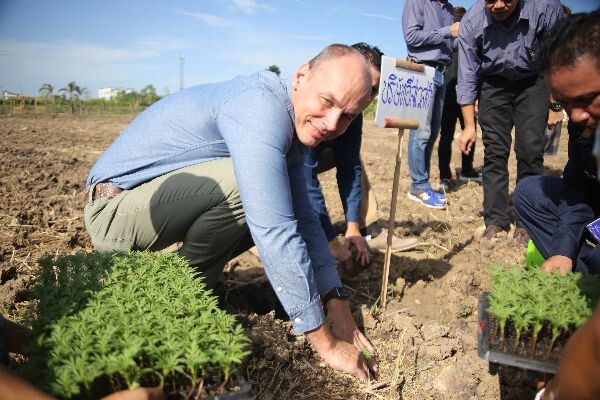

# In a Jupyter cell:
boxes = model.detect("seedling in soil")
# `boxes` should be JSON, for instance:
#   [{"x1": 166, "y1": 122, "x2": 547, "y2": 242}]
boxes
[
  {"x1": 362, "y1": 347, "x2": 373, "y2": 361},
  {"x1": 22, "y1": 251, "x2": 250, "y2": 399}
]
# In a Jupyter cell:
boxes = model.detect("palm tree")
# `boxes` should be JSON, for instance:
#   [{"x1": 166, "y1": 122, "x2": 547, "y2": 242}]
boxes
[
  {"x1": 267, "y1": 65, "x2": 281, "y2": 76},
  {"x1": 39, "y1": 83, "x2": 54, "y2": 98},
  {"x1": 38, "y1": 83, "x2": 54, "y2": 112},
  {"x1": 59, "y1": 81, "x2": 81, "y2": 114}
]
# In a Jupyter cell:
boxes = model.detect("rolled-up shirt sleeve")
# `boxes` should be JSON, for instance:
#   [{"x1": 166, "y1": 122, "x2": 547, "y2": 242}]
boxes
[
  {"x1": 403, "y1": 0, "x2": 452, "y2": 48},
  {"x1": 217, "y1": 88, "x2": 340, "y2": 333},
  {"x1": 456, "y1": 19, "x2": 480, "y2": 105}
]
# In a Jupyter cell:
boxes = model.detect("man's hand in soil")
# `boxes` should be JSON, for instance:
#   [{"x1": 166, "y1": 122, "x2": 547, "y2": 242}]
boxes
[
  {"x1": 305, "y1": 323, "x2": 373, "y2": 380},
  {"x1": 326, "y1": 298, "x2": 378, "y2": 375},
  {"x1": 328, "y1": 237, "x2": 352, "y2": 264},
  {"x1": 540, "y1": 255, "x2": 573, "y2": 274},
  {"x1": 345, "y1": 221, "x2": 370, "y2": 267}
]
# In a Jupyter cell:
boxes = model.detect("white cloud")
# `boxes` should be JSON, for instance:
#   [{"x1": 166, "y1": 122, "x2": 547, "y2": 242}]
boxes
[
  {"x1": 0, "y1": 37, "x2": 186, "y2": 96},
  {"x1": 358, "y1": 12, "x2": 397, "y2": 21},
  {"x1": 232, "y1": 0, "x2": 276, "y2": 15},
  {"x1": 175, "y1": 10, "x2": 237, "y2": 27}
]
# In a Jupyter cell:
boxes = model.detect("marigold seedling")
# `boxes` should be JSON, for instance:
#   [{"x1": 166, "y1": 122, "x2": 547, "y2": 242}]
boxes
[{"x1": 22, "y1": 251, "x2": 249, "y2": 399}]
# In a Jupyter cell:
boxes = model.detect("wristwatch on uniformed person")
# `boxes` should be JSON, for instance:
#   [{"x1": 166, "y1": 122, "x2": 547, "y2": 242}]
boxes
[
  {"x1": 322, "y1": 286, "x2": 350, "y2": 305},
  {"x1": 549, "y1": 101, "x2": 563, "y2": 112}
]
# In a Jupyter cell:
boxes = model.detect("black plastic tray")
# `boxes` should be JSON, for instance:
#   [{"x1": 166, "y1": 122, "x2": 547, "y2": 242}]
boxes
[
  {"x1": 168, "y1": 371, "x2": 255, "y2": 400},
  {"x1": 477, "y1": 292, "x2": 558, "y2": 374}
]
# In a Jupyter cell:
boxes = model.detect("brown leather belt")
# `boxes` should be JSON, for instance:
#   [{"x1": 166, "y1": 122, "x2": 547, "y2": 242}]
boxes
[{"x1": 88, "y1": 182, "x2": 123, "y2": 201}]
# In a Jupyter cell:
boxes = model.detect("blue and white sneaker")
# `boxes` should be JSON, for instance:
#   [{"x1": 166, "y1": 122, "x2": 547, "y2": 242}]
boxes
[{"x1": 407, "y1": 187, "x2": 446, "y2": 209}]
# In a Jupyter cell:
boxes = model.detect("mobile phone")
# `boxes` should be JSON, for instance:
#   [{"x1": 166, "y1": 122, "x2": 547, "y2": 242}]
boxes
[{"x1": 587, "y1": 217, "x2": 600, "y2": 243}]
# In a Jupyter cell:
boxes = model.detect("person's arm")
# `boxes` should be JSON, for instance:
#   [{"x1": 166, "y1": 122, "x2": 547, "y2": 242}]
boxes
[
  {"x1": 290, "y1": 146, "x2": 377, "y2": 376},
  {"x1": 541, "y1": 126, "x2": 597, "y2": 272},
  {"x1": 304, "y1": 151, "x2": 352, "y2": 264},
  {"x1": 458, "y1": 104, "x2": 477, "y2": 155},
  {"x1": 331, "y1": 116, "x2": 369, "y2": 265},
  {"x1": 456, "y1": 14, "x2": 481, "y2": 155},
  {"x1": 402, "y1": 0, "x2": 455, "y2": 48},
  {"x1": 218, "y1": 88, "x2": 374, "y2": 379},
  {"x1": 543, "y1": 304, "x2": 600, "y2": 399}
]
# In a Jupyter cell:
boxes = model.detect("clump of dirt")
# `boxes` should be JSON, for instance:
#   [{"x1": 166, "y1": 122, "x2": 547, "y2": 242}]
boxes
[{"x1": 0, "y1": 114, "x2": 570, "y2": 399}]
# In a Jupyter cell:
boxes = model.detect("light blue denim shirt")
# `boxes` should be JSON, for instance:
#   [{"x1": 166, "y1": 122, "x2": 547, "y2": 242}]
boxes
[
  {"x1": 402, "y1": 0, "x2": 455, "y2": 66},
  {"x1": 457, "y1": 0, "x2": 564, "y2": 105},
  {"x1": 87, "y1": 71, "x2": 342, "y2": 333}
]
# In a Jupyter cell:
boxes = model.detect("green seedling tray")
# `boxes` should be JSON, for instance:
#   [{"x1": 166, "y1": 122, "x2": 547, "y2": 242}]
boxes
[{"x1": 477, "y1": 292, "x2": 558, "y2": 374}]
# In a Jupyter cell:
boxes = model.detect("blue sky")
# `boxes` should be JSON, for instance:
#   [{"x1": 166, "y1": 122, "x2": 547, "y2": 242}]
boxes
[{"x1": 0, "y1": 0, "x2": 597, "y2": 97}]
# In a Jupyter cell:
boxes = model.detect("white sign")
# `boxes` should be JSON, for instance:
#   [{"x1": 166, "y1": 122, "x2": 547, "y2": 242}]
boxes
[{"x1": 374, "y1": 55, "x2": 436, "y2": 129}]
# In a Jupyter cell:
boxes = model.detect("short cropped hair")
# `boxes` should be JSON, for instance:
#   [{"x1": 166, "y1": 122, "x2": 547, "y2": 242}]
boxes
[
  {"x1": 538, "y1": 9, "x2": 600, "y2": 73},
  {"x1": 454, "y1": 6, "x2": 466, "y2": 22},
  {"x1": 351, "y1": 42, "x2": 384, "y2": 71},
  {"x1": 308, "y1": 43, "x2": 365, "y2": 72}
]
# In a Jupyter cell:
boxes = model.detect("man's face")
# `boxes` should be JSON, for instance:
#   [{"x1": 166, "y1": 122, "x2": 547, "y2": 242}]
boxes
[
  {"x1": 291, "y1": 54, "x2": 371, "y2": 148},
  {"x1": 548, "y1": 56, "x2": 600, "y2": 129},
  {"x1": 485, "y1": 0, "x2": 518, "y2": 22}
]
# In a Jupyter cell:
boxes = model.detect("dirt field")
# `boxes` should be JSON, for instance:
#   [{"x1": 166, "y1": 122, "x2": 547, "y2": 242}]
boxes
[{"x1": 0, "y1": 114, "x2": 569, "y2": 399}]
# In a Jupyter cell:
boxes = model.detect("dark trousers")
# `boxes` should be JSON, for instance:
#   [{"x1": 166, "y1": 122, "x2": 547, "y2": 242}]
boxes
[
  {"x1": 513, "y1": 176, "x2": 600, "y2": 274},
  {"x1": 478, "y1": 74, "x2": 548, "y2": 228},
  {"x1": 438, "y1": 98, "x2": 475, "y2": 179}
]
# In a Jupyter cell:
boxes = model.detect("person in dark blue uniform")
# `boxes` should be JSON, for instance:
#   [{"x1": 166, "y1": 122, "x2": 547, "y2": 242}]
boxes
[
  {"x1": 513, "y1": 10, "x2": 600, "y2": 275},
  {"x1": 457, "y1": 0, "x2": 565, "y2": 244}
]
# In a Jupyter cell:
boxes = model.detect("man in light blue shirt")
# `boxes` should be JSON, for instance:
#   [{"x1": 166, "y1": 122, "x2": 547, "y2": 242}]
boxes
[
  {"x1": 457, "y1": 0, "x2": 564, "y2": 243},
  {"x1": 84, "y1": 44, "x2": 377, "y2": 379},
  {"x1": 402, "y1": 0, "x2": 460, "y2": 209}
]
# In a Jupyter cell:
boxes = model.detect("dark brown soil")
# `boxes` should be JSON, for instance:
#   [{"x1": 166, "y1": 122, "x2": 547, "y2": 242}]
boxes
[{"x1": 0, "y1": 114, "x2": 571, "y2": 399}]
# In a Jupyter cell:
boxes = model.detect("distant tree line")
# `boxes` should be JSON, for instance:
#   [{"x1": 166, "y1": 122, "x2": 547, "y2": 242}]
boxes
[{"x1": 0, "y1": 82, "x2": 163, "y2": 115}]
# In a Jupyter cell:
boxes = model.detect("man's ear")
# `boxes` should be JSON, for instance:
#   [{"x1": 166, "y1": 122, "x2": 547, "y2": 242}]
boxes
[{"x1": 292, "y1": 63, "x2": 310, "y2": 90}]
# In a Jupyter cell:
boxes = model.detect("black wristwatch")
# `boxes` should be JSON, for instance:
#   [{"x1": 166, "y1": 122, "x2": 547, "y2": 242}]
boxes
[
  {"x1": 322, "y1": 287, "x2": 350, "y2": 304},
  {"x1": 549, "y1": 101, "x2": 563, "y2": 112}
]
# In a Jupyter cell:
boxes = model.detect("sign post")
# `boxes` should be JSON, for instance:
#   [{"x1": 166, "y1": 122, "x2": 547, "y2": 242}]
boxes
[{"x1": 374, "y1": 56, "x2": 435, "y2": 308}]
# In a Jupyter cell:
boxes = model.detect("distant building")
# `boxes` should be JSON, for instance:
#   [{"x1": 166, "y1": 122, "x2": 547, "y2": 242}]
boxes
[
  {"x1": 3, "y1": 90, "x2": 21, "y2": 100},
  {"x1": 98, "y1": 87, "x2": 134, "y2": 100}
]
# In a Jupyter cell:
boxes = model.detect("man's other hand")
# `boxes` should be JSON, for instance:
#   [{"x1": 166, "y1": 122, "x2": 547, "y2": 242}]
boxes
[
  {"x1": 541, "y1": 255, "x2": 573, "y2": 274},
  {"x1": 451, "y1": 22, "x2": 460, "y2": 38},
  {"x1": 345, "y1": 221, "x2": 370, "y2": 267},
  {"x1": 328, "y1": 238, "x2": 352, "y2": 263},
  {"x1": 458, "y1": 125, "x2": 477, "y2": 155}
]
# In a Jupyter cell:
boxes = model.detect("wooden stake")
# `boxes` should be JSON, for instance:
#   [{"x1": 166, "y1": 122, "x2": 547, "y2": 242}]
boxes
[{"x1": 380, "y1": 128, "x2": 405, "y2": 309}]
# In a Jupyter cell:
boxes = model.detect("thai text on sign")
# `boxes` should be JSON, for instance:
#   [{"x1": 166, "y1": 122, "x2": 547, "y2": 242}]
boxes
[{"x1": 374, "y1": 55, "x2": 436, "y2": 129}]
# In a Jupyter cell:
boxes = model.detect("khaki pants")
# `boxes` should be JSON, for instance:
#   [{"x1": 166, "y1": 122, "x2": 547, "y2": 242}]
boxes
[
  {"x1": 84, "y1": 158, "x2": 253, "y2": 288},
  {"x1": 315, "y1": 149, "x2": 379, "y2": 229}
]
